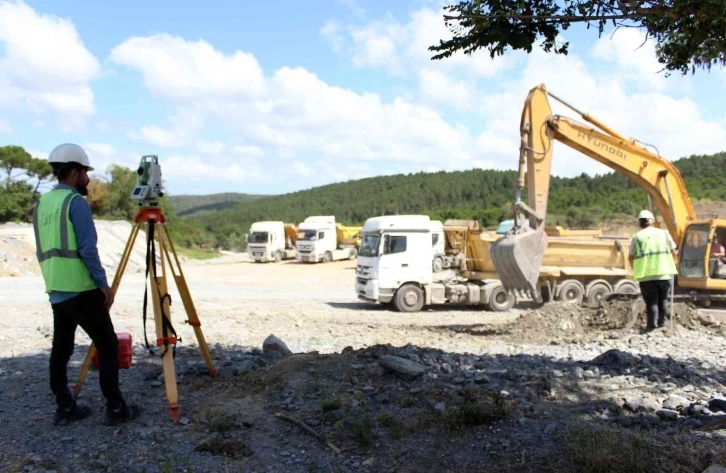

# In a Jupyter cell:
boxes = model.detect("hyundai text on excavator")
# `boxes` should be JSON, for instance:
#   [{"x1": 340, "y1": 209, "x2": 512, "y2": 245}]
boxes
[{"x1": 490, "y1": 83, "x2": 726, "y2": 305}]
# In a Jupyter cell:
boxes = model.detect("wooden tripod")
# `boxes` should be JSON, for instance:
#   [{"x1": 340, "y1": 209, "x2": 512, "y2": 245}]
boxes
[{"x1": 72, "y1": 206, "x2": 217, "y2": 423}]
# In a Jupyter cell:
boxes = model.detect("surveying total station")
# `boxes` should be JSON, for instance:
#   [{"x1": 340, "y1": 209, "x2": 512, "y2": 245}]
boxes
[{"x1": 73, "y1": 155, "x2": 217, "y2": 423}]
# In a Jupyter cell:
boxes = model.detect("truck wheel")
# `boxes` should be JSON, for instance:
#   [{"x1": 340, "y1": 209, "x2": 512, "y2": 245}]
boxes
[
  {"x1": 348, "y1": 248, "x2": 358, "y2": 260},
  {"x1": 488, "y1": 285, "x2": 515, "y2": 312},
  {"x1": 323, "y1": 252, "x2": 332, "y2": 263},
  {"x1": 432, "y1": 257, "x2": 443, "y2": 273},
  {"x1": 394, "y1": 284, "x2": 425, "y2": 313},
  {"x1": 586, "y1": 282, "x2": 610, "y2": 306},
  {"x1": 274, "y1": 251, "x2": 282, "y2": 263},
  {"x1": 557, "y1": 280, "x2": 584, "y2": 305},
  {"x1": 614, "y1": 280, "x2": 639, "y2": 295}
]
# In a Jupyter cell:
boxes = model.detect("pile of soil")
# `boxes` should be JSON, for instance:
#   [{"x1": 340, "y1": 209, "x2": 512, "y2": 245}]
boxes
[{"x1": 497, "y1": 299, "x2": 726, "y2": 345}]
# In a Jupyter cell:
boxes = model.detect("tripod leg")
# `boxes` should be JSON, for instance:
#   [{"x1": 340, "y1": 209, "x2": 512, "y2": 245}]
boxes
[
  {"x1": 151, "y1": 222, "x2": 180, "y2": 422},
  {"x1": 74, "y1": 222, "x2": 141, "y2": 398},
  {"x1": 161, "y1": 225, "x2": 217, "y2": 377}
]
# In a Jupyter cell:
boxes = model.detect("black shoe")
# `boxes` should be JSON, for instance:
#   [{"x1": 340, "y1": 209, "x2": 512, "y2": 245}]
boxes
[
  {"x1": 54, "y1": 401, "x2": 92, "y2": 425},
  {"x1": 103, "y1": 403, "x2": 142, "y2": 426}
]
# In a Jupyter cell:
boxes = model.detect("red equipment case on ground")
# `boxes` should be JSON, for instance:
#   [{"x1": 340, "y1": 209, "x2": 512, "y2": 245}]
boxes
[{"x1": 91, "y1": 332, "x2": 133, "y2": 369}]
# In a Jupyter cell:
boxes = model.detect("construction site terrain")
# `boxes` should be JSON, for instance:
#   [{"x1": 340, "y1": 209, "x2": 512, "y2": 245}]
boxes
[{"x1": 1, "y1": 221, "x2": 726, "y2": 473}]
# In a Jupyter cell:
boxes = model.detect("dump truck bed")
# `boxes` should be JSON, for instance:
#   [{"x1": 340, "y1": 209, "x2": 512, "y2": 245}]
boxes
[
  {"x1": 444, "y1": 223, "x2": 631, "y2": 281},
  {"x1": 336, "y1": 224, "x2": 362, "y2": 247}
]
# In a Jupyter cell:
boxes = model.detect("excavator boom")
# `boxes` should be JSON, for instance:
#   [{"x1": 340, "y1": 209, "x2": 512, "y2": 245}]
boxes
[{"x1": 491, "y1": 83, "x2": 697, "y2": 296}]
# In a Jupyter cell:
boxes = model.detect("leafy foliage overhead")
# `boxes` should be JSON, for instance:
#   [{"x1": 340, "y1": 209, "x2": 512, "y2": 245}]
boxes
[{"x1": 428, "y1": 0, "x2": 726, "y2": 75}]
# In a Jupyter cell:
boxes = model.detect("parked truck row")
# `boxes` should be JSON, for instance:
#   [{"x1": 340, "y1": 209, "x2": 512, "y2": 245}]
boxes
[{"x1": 246, "y1": 216, "x2": 362, "y2": 264}]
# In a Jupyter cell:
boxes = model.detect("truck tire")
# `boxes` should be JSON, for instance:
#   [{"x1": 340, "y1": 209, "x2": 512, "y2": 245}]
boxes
[
  {"x1": 274, "y1": 251, "x2": 282, "y2": 263},
  {"x1": 323, "y1": 251, "x2": 332, "y2": 263},
  {"x1": 432, "y1": 257, "x2": 443, "y2": 273},
  {"x1": 586, "y1": 282, "x2": 610, "y2": 306},
  {"x1": 394, "y1": 284, "x2": 425, "y2": 313},
  {"x1": 348, "y1": 248, "x2": 358, "y2": 260},
  {"x1": 614, "y1": 280, "x2": 639, "y2": 295},
  {"x1": 557, "y1": 280, "x2": 584, "y2": 305},
  {"x1": 488, "y1": 285, "x2": 515, "y2": 312}
]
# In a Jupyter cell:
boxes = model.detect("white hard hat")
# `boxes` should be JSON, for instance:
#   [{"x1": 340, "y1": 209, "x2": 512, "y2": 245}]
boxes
[
  {"x1": 638, "y1": 209, "x2": 655, "y2": 220},
  {"x1": 48, "y1": 143, "x2": 93, "y2": 171}
]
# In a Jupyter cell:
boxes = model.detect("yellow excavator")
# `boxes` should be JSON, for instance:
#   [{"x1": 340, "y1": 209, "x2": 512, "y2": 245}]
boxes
[{"x1": 490, "y1": 83, "x2": 726, "y2": 305}]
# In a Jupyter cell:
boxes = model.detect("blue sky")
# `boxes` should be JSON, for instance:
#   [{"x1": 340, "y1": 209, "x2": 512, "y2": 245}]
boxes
[{"x1": 1, "y1": 0, "x2": 726, "y2": 196}]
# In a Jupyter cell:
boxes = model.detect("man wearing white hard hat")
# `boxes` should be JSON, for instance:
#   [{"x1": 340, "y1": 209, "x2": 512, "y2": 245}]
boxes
[
  {"x1": 628, "y1": 209, "x2": 678, "y2": 330},
  {"x1": 32, "y1": 143, "x2": 140, "y2": 426}
]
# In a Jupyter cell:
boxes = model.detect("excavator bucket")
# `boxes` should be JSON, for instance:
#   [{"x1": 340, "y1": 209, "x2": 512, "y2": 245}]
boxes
[{"x1": 490, "y1": 226, "x2": 548, "y2": 297}]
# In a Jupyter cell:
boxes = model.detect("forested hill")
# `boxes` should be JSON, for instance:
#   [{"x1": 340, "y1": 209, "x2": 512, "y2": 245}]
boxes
[
  {"x1": 167, "y1": 192, "x2": 268, "y2": 217},
  {"x1": 194, "y1": 151, "x2": 726, "y2": 250}
]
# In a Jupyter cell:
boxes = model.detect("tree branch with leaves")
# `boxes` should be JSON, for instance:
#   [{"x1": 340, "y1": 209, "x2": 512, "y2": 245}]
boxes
[
  {"x1": 428, "y1": 0, "x2": 726, "y2": 76},
  {"x1": 0, "y1": 146, "x2": 53, "y2": 222}
]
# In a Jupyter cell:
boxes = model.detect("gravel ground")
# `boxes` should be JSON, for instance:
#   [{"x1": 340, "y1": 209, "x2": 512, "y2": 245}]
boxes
[{"x1": 2, "y1": 257, "x2": 726, "y2": 473}]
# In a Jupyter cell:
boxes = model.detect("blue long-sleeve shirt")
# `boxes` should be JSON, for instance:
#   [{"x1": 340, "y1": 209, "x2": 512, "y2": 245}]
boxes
[{"x1": 48, "y1": 184, "x2": 109, "y2": 304}]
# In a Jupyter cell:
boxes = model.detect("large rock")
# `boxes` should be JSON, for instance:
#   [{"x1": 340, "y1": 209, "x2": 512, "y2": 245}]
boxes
[
  {"x1": 377, "y1": 355, "x2": 425, "y2": 380},
  {"x1": 263, "y1": 334, "x2": 293, "y2": 356}
]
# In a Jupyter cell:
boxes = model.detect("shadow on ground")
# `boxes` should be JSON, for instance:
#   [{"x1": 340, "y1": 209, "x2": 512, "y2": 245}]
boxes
[{"x1": 1, "y1": 337, "x2": 726, "y2": 473}]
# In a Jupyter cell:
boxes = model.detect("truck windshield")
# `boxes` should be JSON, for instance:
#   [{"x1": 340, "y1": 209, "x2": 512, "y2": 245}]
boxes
[
  {"x1": 298, "y1": 230, "x2": 318, "y2": 241},
  {"x1": 359, "y1": 234, "x2": 381, "y2": 257},
  {"x1": 248, "y1": 232, "x2": 268, "y2": 244}
]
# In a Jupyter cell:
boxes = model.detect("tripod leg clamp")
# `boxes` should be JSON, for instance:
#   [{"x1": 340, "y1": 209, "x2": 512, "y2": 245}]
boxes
[{"x1": 157, "y1": 336, "x2": 178, "y2": 346}]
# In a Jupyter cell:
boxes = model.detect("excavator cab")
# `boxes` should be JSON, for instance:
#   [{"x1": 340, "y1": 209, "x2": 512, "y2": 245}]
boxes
[{"x1": 679, "y1": 221, "x2": 726, "y2": 287}]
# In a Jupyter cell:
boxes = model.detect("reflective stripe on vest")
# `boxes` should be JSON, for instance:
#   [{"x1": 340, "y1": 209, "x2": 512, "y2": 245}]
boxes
[
  {"x1": 33, "y1": 192, "x2": 80, "y2": 261},
  {"x1": 33, "y1": 189, "x2": 97, "y2": 293},
  {"x1": 632, "y1": 227, "x2": 677, "y2": 280}
]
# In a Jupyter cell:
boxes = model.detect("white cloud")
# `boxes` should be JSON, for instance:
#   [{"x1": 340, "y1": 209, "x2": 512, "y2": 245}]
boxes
[
  {"x1": 107, "y1": 9, "x2": 726, "y2": 193},
  {"x1": 109, "y1": 33, "x2": 265, "y2": 103},
  {"x1": 195, "y1": 140, "x2": 226, "y2": 155},
  {"x1": 475, "y1": 43, "x2": 726, "y2": 177},
  {"x1": 161, "y1": 154, "x2": 271, "y2": 187},
  {"x1": 110, "y1": 34, "x2": 478, "y2": 172},
  {"x1": 0, "y1": 0, "x2": 99, "y2": 131},
  {"x1": 323, "y1": 7, "x2": 513, "y2": 79},
  {"x1": 591, "y1": 28, "x2": 671, "y2": 91},
  {"x1": 82, "y1": 143, "x2": 141, "y2": 175},
  {"x1": 417, "y1": 68, "x2": 475, "y2": 111}
]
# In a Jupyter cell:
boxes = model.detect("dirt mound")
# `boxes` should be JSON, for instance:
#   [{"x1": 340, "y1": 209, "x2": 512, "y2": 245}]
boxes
[
  {"x1": 496, "y1": 300, "x2": 725, "y2": 344},
  {"x1": 0, "y1": 220, "x2": 148, "y2": 277}
]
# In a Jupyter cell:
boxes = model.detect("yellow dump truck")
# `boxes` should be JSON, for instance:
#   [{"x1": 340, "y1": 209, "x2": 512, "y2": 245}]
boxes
[{"x1": 355, "y1": 215, "x2": 636, "y2": 313}]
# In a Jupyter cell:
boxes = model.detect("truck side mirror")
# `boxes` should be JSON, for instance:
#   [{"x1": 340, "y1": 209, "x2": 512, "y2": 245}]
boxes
[{"x1": 383, "y1": 234, "x2": 391, "y2": 254}]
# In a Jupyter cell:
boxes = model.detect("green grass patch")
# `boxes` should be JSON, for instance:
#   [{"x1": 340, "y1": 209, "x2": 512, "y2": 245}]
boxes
[{"x1": 176, "y1": 246, "x2": 221, "y2": 260}]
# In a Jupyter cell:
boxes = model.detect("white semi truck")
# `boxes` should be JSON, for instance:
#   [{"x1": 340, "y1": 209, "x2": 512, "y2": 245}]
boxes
[
  {"x1": 246, "y1": 221, "x2": 297, "y2": 263},
  {"x1": 295, "y1": 216, "x2": 361, "y2": 263},
  {"x1": 355, "y1": 215, "x2": 634, "y2": 313}
]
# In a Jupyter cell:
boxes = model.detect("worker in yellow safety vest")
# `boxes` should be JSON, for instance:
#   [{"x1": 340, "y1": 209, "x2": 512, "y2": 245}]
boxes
[
  {"x1": 628, "y1": 209, "x2": 678, "y2": 330},
  {"x1": 33, "y1": 143, "x2": 140, "y2": 426}
]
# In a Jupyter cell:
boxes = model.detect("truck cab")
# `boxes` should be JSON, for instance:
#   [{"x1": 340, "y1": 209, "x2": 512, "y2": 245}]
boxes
[
  {"x1": 247, "y1": 221, "x2": 296, "y2": 263},
  {"x1": 296, "y1": 216, "x2": 359, "y2": 263},
  {"x1": 356, "y1": 215, "x2": 439, "y2": 306}
]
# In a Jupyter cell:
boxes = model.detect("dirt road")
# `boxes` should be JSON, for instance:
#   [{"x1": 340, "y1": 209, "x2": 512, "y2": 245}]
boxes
[{"x1": 0, "y1": 257, "x2": 522, "y2": 359}]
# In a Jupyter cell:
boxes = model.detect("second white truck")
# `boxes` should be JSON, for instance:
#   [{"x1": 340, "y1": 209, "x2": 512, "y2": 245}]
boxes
[{"x1": 247, "y1": 221, "x2": 297, "y2": 263}]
